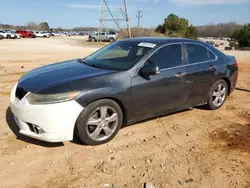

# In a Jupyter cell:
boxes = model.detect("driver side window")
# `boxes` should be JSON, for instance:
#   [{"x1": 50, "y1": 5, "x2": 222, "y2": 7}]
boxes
[{"x1": 148, "y1": 44, "x2": 183, "y2": 70}]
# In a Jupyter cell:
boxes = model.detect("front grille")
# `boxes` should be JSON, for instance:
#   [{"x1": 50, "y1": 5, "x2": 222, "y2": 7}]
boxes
[{"x1": 16, "y1": 87, "x2": 28, "y2": 100}]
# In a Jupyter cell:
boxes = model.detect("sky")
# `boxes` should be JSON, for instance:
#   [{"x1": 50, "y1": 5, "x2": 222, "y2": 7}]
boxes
[{"x1": 0, "y1": 0, "x2": 249, "y2": 29}]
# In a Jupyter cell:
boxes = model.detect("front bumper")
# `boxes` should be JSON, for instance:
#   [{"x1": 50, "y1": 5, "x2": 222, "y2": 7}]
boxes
[{"x1": 10, "y1": 83, "x2": 84, "y2": 142}]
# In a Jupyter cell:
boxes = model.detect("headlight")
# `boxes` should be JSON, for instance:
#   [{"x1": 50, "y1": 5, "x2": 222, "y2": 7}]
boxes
[{"x1": 27, "y1": 91, "x2": 80, "y2": 105}]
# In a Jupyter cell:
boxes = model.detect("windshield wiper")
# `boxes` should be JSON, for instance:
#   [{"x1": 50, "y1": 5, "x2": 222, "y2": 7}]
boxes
[
  {"x1": 91, "y1": 64, "x2": 113, "y2": 70},
  {"x1": 77, "y1": 58, "x2": 118, "y2": 70}
]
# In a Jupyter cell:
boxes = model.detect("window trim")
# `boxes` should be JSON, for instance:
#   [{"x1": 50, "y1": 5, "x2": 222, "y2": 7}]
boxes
[
  {"x1": 184, "y1": 42, "x2": 218, "y2": 66},
  {"x1": 133, "y1": 42, "x2": 185, "y2": 76}
]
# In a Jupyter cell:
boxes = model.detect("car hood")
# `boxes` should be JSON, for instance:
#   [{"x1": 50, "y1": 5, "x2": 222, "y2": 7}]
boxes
[{"x1": 18, "y1": 59, "x2": 116, "y2": 93}]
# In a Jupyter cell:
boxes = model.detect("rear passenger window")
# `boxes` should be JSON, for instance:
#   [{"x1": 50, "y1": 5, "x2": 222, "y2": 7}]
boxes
[
  {"x1": 187, "y1": 44, "x2": 216, "y2": 64},
  {"x1": 148, "y1": 44, "x2": 183, "y2": 69}
]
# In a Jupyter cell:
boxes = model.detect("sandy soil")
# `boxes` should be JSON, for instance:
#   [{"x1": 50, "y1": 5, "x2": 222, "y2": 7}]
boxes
[{"x1": 0, "y1": 37, "x2": 250, "y2": 188}]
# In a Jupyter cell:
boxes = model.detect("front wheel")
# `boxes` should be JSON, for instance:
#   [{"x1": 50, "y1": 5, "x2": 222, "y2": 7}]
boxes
[
  {"x1": 7, "y1": 35, "x2": 11, "y2": 39},
  {"x1": 109, "y1": 37, "x2": 115, "y2": 43},
  {"x1": 76, "y1": 99, "x2": 123, "y2": 145},
  {"x1": 205, "y1": 79, "x2": 228, "y2": 110}
]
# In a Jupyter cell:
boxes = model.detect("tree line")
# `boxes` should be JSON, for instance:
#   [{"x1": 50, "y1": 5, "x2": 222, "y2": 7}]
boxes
[
  {"x1": 0, "y1": 22, "x2": 50, "y2": 31},
  {"x1": 196, "y1": 22, "x2": 243, "y2": 38}
]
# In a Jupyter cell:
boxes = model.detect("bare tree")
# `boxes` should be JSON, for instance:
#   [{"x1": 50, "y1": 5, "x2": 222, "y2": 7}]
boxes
[{"x1": 26, "y1": 21, "x2": 38, "y2": 30}]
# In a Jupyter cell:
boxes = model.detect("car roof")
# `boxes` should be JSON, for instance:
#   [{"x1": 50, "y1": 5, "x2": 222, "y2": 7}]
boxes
[{"x1": 119, "y1": 37, "x2": 205, "y2": 45}]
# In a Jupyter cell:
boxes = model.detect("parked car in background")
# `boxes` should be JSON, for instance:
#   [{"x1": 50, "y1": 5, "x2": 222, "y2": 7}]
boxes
[
  {"x1": 206, "y1": 41, "x2": 215, "y2": 47},
  {"x1": 79, "y1": 32, "x2": 89, "y2": 36},
  {"x1": 34, "y1": 31, "x2": 51, "y2": 38},
  {"x1": 0, "y1": 34, "x2": 3, "y2": 40},
  {"x1": 4, "y1": 30, "x2": 21, "y2": 39},
  {"x1": 47, "y1": 32, "x2": 54, "y2": 36},
  {"x1": 0, "y1": 29, "x2": 17, "y2": 39},
  {"x1": 52, "y1": 32, "x2": 60, "y2": 36},
  {"x1": 10, "y1": 37, "x2": 238, "y2": 145},
  {"x1": 62, "y1": 32, "x2": 71, "y2": 37},
  {"x1": 16, "y1": 30, "x2": 36, "y2": 38},
  {"x1": 89, "y1": 31, "x2": 118, "y2": 42}
]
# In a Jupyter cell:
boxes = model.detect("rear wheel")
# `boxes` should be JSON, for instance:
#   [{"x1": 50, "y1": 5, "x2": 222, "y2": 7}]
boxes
[
  {"x1": 43, "y1": 35, "x2": 47, "y2": 38},
  {"x1": 205, "y1": 79, "x2": 228, "y2": 110},
  {"x1": 76, "y1": 99, "x2": 123, "y2": 145},
  {"x1": 7, "y1": 35, "x2": 11, "y2": 39}
]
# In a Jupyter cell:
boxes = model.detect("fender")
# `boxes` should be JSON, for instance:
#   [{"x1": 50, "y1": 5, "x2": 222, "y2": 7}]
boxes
[{"x1": 76, "y1": 87, "x2": 132, "y2": 122}]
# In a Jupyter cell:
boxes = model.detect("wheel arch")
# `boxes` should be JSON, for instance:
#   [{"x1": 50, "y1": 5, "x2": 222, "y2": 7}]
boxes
[
  {"x1": 83, "y1": 97, "x2": 128, "y2": 125},
  {"x1": 216, "y1": 77, "x2": 231, "y2": 95},
  {"x1": 73, "y1": 97, "x2": 128, "y2": 142}
]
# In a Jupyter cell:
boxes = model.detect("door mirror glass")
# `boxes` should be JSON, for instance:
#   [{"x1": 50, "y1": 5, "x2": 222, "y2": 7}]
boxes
[{"x1": 140, "y1": 62, "x2": 160, "y2": 76}]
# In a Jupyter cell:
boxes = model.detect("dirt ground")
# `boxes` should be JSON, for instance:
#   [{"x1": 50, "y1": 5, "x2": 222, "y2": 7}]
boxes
[{"x1": 0, "y1": 36, "x2": 250, "y2": 188}]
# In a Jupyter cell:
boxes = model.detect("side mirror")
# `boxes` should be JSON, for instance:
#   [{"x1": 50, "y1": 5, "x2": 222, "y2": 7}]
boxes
[{"x1": 140, "y1": 62, "x2": 160, "y2": 76}]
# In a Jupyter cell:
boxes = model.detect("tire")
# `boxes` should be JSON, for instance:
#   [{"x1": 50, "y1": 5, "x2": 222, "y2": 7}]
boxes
[
  {"x1": 205, "y1": 79, "x2": 228, "y2": 110},
  {"x1": 91, "y1": 37, "x2": 96, "y2": 42},
  {"x1": 109, "y1": 37, "x2": 115, "y2": 43},
  {"x1": 43, "y1": 35, "x2": 47, "y2": 38},
  {"x1": 7, "y1": 35, "x2": 11, "y2": 39},
  {"x1": 76, "y1": 99, "x2": 123, "y2": 145}
]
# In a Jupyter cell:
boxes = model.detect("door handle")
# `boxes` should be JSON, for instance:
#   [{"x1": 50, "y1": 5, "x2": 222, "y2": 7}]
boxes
[
  {"x1": 175, "y1": 72, "x2": 187, "y2": 78},
  {"x1": 209, "y1": 65, "x2": 216, "y2": 70}
]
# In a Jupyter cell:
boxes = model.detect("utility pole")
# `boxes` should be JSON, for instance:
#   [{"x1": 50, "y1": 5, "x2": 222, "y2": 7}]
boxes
[
  {"x1": 136, "y1": 9, "x2": 143, "y2": 28},
  {"x1": 123, "y1": 0, "x2": 131, "y2": 38},
  {"x1": 98, "y1": 0, "x2": 106, "y2": 42},
  {"x1": 98, "y1": 0, "x2": 131, "y2": 38}
]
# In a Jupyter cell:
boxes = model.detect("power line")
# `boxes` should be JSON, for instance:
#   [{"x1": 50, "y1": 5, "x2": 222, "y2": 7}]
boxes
[
  {"x1": 98, "y1": 0, "x2": 131, "y2": 38},
  {"x1": 142, "y1": 0, "x2": 156, "y2": 12},
  {"x1": 103, "y1": 0, "x2": 123, "y2": 31},
  {"x1": 144, "y1": 0, "x2": 165, "y2": 13}
]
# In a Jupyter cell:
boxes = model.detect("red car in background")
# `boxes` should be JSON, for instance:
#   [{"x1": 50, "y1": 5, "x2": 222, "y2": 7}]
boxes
[{"x1": 16, "y1": 30, "x2": 36, "y2": 38}]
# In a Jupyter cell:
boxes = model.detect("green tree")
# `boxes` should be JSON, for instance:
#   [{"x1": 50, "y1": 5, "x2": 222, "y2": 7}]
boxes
[
  {"x1": 232, "y1": 24, "x2": 250, "y2": 48},
  {"x1": 155, "y1": 24, "x2": 165, "y2": 33},
  {"x1": 155, "y1": 14, "x2": 197, "y2": 39},
  {"x1": 185, "y1": 25, "x2": 197, "y2": 39},
  {"x1": 39, "y1": 22, "x2": 49, "y2": 31}
]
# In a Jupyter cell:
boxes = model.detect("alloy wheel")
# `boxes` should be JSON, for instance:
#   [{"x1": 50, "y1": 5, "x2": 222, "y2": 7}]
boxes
[
  {"x1": 86, "y1": 106, "x2": 118, "y2": 141},
  {"x1": 212, "y1": 83, "x2": 226, "y2": 107}
]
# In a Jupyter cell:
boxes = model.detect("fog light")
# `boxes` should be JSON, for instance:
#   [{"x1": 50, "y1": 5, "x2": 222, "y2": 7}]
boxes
[{"x1": 32, "y1": 125, "x2": 44, "y2": 134}]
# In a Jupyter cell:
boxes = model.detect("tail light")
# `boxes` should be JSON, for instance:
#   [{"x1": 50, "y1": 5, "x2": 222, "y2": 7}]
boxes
[{"x1": 234, "y1": 59, "x2": 238, "y2": 67}]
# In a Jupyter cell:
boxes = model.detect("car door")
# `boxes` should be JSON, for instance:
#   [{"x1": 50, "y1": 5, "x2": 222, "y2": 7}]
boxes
[
  {"x1": 184, "y1": 42, "x2": 217, "y2": 107},
  {"x1": 131, "y1": 43, "x2": 187, "y2": 119},
  {"x1": 99, "y1": 33, "x2": 105, "y2": 41}
]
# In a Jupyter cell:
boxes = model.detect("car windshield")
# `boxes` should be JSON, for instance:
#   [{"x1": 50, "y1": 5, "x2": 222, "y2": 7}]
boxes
[{"x1": 83, "y1": 41, "x2": 156, "y2": 70}]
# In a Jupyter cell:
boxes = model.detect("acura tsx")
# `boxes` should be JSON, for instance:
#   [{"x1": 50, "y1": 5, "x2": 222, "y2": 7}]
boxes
[{"x1": 10, "y1": 37, "x2": 238, "y2": 145}]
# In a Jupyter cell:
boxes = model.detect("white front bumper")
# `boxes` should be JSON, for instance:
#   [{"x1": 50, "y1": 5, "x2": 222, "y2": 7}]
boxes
[{"x1": 10, "y1": 83, "x2": 84, "y2": 142}]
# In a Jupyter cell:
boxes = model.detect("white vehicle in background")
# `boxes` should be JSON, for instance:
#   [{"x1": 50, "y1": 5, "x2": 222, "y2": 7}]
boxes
[
  {"x1": 62, "y1": 32, "x2": 71, "y2": 37},
  {"x1": 34, "y1": 31, "x2": 51, "y2": 38},
  {"x1": 52, "y1": 32, "x2": 61, "y2": 36},
  {"x1": 5, "y1": 30, "x2": 22, "y2": 39},
  {"x1": 16, "y1": 34, "x2": 22, "y2": 39},
  {"x1": 0, "y1": 29, "x2": 17, "y2": 39}
]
